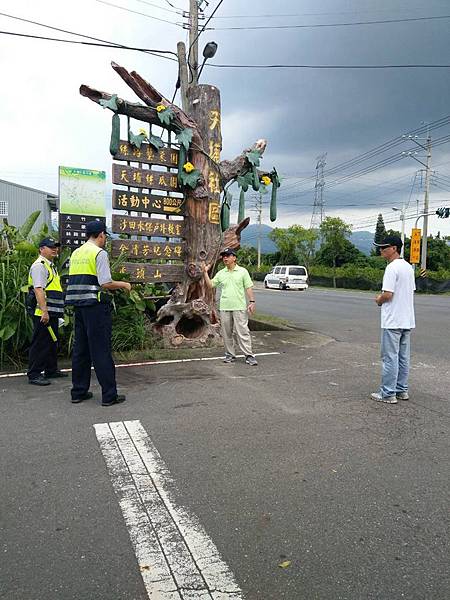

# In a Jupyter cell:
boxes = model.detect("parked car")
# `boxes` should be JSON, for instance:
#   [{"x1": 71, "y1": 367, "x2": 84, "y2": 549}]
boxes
[{"x1": 264, "y1": 265, "x2": 309, "y2": 290}]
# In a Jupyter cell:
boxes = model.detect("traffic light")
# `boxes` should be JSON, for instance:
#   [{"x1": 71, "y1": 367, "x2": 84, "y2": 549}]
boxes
[{"x1": 436, "y1": 207, "x2": 450, "y2": 218}]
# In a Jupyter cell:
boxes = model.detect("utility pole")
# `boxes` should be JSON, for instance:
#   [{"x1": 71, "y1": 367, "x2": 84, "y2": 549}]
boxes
[
  {"x1": 420, "y1": 134, "x2": 432, "y2": 272},
  {"x1": 310, "y1": 153, "x2": 327, "y2": 229},
  {"x1": 188, "y1": 0, "x2": 199, "y2": 87}
]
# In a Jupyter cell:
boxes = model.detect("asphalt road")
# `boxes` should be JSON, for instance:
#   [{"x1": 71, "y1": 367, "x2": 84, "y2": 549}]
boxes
[
  {"x1": 254, "y1": 285, "x2": 450, "y2": 360},
  {"x1": 1, "y1": 288, "x2": 449, "y2": 600}
]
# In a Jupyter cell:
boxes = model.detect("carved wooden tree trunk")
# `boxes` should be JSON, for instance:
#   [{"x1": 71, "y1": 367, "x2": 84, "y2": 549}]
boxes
[
  {"x1": 153, "y1": 85, "x2": 223, "y2": 347},
  {"x1": 80, "y1": 62, "x2": 268, "y2": 348}
]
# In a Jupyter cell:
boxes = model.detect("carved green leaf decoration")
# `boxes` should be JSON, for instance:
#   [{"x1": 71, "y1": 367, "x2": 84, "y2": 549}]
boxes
[
  {"x1": 237, "y1": 171, "x2": 254, "y2": 192},
  {"x1": 157, "y1": 107, "x2": 174, "y2": 126},
  {"x1": 148, "y1": 134, "x2": 165, "y2": 150},
  {"x1": 179, "y1": 169, "x2": 200, "y2": 189},
  {"x1": 176, "y1": 128, "x2": 193, "y2": 151},
  {"x1": 100, "y1": 94, "x2": 118, "y2": 111},
  {"x1": 128, "y1": 131, "x2": 147, "y2": 149},
  {"x1": 245, "y1": 150, "x2": 261, "y2": 167}
]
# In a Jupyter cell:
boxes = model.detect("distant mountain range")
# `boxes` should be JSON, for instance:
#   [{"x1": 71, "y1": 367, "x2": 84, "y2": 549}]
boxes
[{"x1": 240, "y1": 224, "x2": 375, "y2": 256}]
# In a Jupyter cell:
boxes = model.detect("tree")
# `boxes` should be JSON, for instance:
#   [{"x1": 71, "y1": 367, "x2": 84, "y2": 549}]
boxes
[
  {"x1": 319, "y1": 217, "x2": 352, "y2": 287},
  {"x1": 237, "y1": 245, "x2": 258, "y2": 268},
  {"x1": 316, "y1": 237, "x2": 367, "y2": 268},
  {"x1": 269, "y1": 225, "x2": 319, "y2": 268},
  {"x1": 373, "y1": 213, "x2": 386, "y2": 255}
]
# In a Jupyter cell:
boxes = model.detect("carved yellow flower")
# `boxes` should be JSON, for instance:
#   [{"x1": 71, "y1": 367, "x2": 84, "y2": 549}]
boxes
[
  {"x1": 261, "y1": 175, "x2": 272, "y2": 186},
  {"x1": 156, "y1": 104, "x2": 167, "y2": 112},
  {"x1": 138, "y1": 128, "x2": 147, "y2": 136},
  {"x1": 183, "y1": 162, "x2": 195, "y2": 173}
]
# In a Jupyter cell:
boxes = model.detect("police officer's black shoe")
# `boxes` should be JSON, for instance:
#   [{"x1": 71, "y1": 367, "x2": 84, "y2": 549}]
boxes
[
  {"x1": 102, "y1": 394, "x2": 126, "y2": 407},
  {"x1": 29, "y1": 376, "x2": 51, "y2": 386},
  {"x1": 45, "y1": 370, "x2": 68, "y2": 378},
  {"x1": 71, "y1": 392, "x2": 93, "y2": 403}
]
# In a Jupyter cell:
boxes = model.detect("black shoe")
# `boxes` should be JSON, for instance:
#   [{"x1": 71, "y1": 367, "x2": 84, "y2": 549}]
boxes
[
  {"x1": 29, "y1": 376, "x2": 51, "y2": 386},
  {"x1": 45, "y1": 370, "x2": 68, "y2": 379},
  {"x1": 102, "y1": 394, "x2": 126, "y2": 407},
  {"x1": 71, "y1": 391, "x2": 93, "y2": 404}
]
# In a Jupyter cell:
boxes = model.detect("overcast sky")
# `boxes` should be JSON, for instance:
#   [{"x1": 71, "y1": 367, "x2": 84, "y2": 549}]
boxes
[{"x1": 1, "y1": 0, "x2": 450, "y2": 235}]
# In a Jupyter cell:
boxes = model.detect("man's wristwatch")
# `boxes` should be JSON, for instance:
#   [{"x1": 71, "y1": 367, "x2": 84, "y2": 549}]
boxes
[{"x1": 249, "y1": 301, "x2": 255, "y2": 303}]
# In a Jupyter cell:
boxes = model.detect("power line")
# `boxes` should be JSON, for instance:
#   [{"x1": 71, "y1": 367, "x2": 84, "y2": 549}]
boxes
[
  {"x1": 0, "y1": 30, "x2": 178, "y2": 59},
  {"x1": 209, "y1": 13, "x2": 450, "y2": 30},
  {"x1": 133, "y1": 0, "x2": 184, "y2": 15},
  {"x1": 0, "y1": 11, "x2": 178, "y2": 58},
  {"x1": 208, "y1": 62, "x2": 450, "y2": 69},
  {"x1": 94, "y1": 0, "x2": 183, "y2": 26},
  {"x1": 187, "y1": 0, "x2": 225, "y2": 82}
]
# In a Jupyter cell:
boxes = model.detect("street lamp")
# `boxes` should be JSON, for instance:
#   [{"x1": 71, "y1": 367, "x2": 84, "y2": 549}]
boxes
[
  {"x1": 198, "y1": 41, "x2": 218, "y2": 80},
  {"x1": 392, "y1": 206, "x2": 405, "y2": 257}
]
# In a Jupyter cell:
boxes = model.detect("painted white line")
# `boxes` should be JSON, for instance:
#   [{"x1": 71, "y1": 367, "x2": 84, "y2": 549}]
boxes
[
  {"x1": 0, "y1": 352, "x2": 280, "y2": 379},
  {"x1": 94, "y1": 420, "x2": 243, "y2": 600}
]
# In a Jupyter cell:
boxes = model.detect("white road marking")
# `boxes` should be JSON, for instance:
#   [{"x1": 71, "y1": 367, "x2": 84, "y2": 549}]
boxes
[
  {"x1": 0, "y1": 352, "x2": 280, "y2": 379},
  {"x1": 94, "y1": 420, "x2": 243, "y2": 599}
]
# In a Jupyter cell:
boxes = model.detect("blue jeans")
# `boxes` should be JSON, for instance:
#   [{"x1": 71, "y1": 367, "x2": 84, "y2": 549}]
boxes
[{"x1": 380, "y1": 328, "x2": 411, "y2": 398}]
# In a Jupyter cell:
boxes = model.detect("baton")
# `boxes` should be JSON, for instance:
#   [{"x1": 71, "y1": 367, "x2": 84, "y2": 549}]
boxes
[{"x1": 47, "y1": 325, "x2": 57, "y2": 342}]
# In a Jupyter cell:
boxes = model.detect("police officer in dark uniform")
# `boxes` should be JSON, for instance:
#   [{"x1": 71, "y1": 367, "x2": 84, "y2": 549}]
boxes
[
  {"x1": 65, "y1": 221, "x2": 131, "y2": 406},
  {"x1": 27, "y1": 237, "x2": 67, "y2": 386}
]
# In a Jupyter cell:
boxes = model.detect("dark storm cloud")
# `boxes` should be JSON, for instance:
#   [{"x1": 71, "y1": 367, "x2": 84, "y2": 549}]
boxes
[{"x1": 201, "y1": 0, "x2": 450, "y2": 226}]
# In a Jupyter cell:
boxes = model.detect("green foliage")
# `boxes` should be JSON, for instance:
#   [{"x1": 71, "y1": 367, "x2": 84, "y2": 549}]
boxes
[
  {"x1": 148, "y1": 134, "x2": 165, "y2": 150},
  {"x1": 19, "y1": 210, "x2": 41, "y2": 239},
  {"x1": 157, "y1": 107, "x2": 174, "y2": 126},
  {"x1": 269, "y1": 225, "x2": 318, "y2": 268},
  {"x1": 245, "y1": 150, "x2": 262, "y2": 167},
  {"x1": 178, "y1": 168, "x2": 201, "y2": 189},
  {"x1": 319, "y1": 217, "x2": 353, "y2": 286},
  {"x1": 316, "y1": 237, "x2": 367, "y2": 268},
  {"x1": 99, "y1": 94, "x2": 118, "y2": 110},
  {"x1": 237, "y1": 245, "x2": 258, "y2": 268},
  {"x1": 373, "y1": 213, "x2": 386, "y2": 255},
  {"x1": 237, "y1": 171, "x2": 254, "y2": 192},
  {"x1": 176, "y1": 128, "x2": 193, "y2": 151},
  {"x1": 128, "y1": 130, "x2": 146, "y2": 149}
]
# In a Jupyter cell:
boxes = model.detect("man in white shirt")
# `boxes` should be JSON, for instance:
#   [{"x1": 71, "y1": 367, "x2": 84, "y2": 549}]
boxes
[{"x1": 371, "y1": 236, "x2": 416, "y2": 404}]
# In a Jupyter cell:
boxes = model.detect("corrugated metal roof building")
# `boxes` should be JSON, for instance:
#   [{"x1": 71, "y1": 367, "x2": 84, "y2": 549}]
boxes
[{"x1": 0, "y1": 179, "x2": 58, "y2": 232}]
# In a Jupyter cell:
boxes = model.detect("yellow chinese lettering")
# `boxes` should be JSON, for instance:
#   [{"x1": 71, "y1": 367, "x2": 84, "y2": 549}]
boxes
[
  {"x1": 163, "y1": 245, "x2": 172, "y2": 257},
  {"x1": 170, "y1": 176, "x2": 178, "y2": 188},
  {"x1": 142, "y1": 244, "x2": 150, "y2": 257},
  {"x1": 133, "y1": 171, "x2": 142, "y2": 184},
  {"x1": 132, "y1": 243, "x2": 139, "y2": 256},
  {"x1": 174, "y1": 245, "x2": 182, "y2": 257},
  {"x1": 146, "y1": 147, "x2": 155, "y2": 161},
  {"x1": 120, "y1": 169, "x2": 129, "y2": 183},
  {"x1": 167, "y1": 223, "x2": 175, "y2": 235},
  {"x1": 130, "y1": 194, "x2": 140, "y2": 208},
  {"x1": 153, "y1": 197, "x2": 161, "y2": 209},
  {"x1": 132, "y1": 148, "x2": 142, "y2": 159},
  {"x1": 135, "y1": 267, "x2": 145, "y2": 280},
  {"x1": 119, "y1": 143, "x2": 129, "y2": 155},
  {"x1": 154, "y1": 245, "x2": 162, "y2": 256},
  {"x1": 209, "y1": 141, "x2": 221, "y2": 162},
  {"x1": 142, "y1": 196, "x2": 150, "y2": 209},
  {"x1": 209, "y1": 109, "x2": 220, "y2": 130},
  {"x1": 208, "y1": 170, "x2": 221, "y2": 194},
  {"x1": 159, "y1": 150, "x2": 166, "y2": 162},
  {"x1": 159, "y1": 175, "x2": 168, "y2": 187},
  {"x1": 154, "y1": 269, "x2": 162, "y2": 280},
  {"x1": 171, "y1": 152, "x2": 178, "y2": 165},
  {"x1": 119, "y1": 218, "x2": 128, "y2": 231},
  {"x1": 145, "y1": 173, "x2": 154, "y2": 186},
  {"x1": 118, "y1": 194, "x2": 128, "y2": 207}
]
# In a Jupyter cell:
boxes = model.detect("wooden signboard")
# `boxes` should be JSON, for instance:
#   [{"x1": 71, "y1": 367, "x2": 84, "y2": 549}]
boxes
[
  {"x1": 112, "y1": 164, "x2": 180, "y2": 192},
  {"x1": 114, "y1": 141, "x2": 179, "y2": 167},
  {"x1": 112, "y1": 190, "x2": 185, "y2": 215},
  {"x1": 111, "y1": 214, "x2": 185, "y2": 238},
  {"x1": 111, "y1": 239, "x2": 185, "y2": 260},
  {"x1": 118, "y1": 262, "x2": 184, "y2": 283}
]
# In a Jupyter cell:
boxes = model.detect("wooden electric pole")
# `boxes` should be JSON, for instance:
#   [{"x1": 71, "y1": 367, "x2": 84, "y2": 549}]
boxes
[{"x1": 189, "y1": 0, "x2": 199, "y2": 87}]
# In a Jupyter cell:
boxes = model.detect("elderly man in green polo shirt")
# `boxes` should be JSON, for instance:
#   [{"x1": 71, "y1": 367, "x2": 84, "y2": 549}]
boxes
[{"x1": 202, "y1": 248, "x2": 258, "y2": 365}]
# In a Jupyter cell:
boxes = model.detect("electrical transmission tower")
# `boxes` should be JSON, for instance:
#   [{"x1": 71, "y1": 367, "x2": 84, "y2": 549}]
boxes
[{"x1": 310, "y1": 153, "x2": 327, "y2": 229}]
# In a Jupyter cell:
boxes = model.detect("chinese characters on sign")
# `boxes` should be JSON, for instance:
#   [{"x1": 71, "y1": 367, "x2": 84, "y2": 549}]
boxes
[
  {"x1": 111, "y1": 239, "x2": 185, "y2": 260},
  {"x1": 112, "y1": 164, "x2": 180, "y2": 193},
  {"x1": 59, "y1": 214, "x2": 106, "y2": 249},
  {"x1": 111, "y1": 214, "x2": 185, "y2": 238},
  {"x1": 409, "y1": 228, "x2": 421, "y2": 264},
  {"x1": 205, "y1": 106, "x2": 222, "y2": 223},
  {"x1": 113, "y1": 141, "x2": 179, "y2": 167},
  {"x1": 118, "y1": 263, "x2": 185, "y2": 283},
  {"x1": 111, "y1": 190, "x2": 185, "y2": 215}
]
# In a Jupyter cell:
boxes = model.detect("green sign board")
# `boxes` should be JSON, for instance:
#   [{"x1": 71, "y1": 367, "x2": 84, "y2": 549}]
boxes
[{"x1": 59, "y1": 166, "x2": 106, "y2": 217}]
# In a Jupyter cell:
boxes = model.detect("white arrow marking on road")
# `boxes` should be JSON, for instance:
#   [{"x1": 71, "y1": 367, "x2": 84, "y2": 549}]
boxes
[{"x1": 94, "y1": 420, "x2": 243, "y2": 600}]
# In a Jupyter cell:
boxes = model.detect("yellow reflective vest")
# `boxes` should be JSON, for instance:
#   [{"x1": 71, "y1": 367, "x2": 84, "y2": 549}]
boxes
[
  {"x1": 65, "y1": 242, "x2": 102, "y2": 306},
  {"x1": 28, "y1": 258, "x2": 64, "y2": 317}
]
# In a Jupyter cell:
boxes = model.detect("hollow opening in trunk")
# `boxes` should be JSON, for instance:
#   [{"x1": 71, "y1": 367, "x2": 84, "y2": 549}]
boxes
[{"x1": 175, "y1": 315, "x2": 206, "y2": 339}]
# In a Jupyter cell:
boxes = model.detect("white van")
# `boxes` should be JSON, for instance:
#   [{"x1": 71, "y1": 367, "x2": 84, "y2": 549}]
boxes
[{"x1": 264, "y1": 265, "x2": 309, "y2": 290}]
